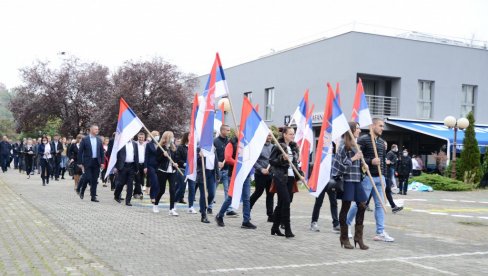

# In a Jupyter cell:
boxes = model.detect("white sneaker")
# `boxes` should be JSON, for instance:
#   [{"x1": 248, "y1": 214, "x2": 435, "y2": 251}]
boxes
[
  {"x1": 187, "y1": 207, "x2": 197, "y2": 214},
  {"x1": 373, "y1": 231, "x2": 395, "y2": 242},
  {"x1": 348, "y1": 227, "x2": 353, "y2": 238},
  {"x1": 153, "y1": 205, "x2": 160, "y2": 213},
  {"x1": 169, "y1": 209, "x2": 179, "y2": 216},
  {"x1": 142, "y1": 186, "x2": 146, "y2": 192},
  {"x1": 310, "y1": 222, "x2": 320, "y2": 232}
]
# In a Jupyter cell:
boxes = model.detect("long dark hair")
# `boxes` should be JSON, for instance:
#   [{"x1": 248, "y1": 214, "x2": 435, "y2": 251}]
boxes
[
  {"x1": 181, "y1": 132, "x2": 189, "y2": 145},
  {"x1": 344, "y1": 121, "x2": 359, "y2": 151}
]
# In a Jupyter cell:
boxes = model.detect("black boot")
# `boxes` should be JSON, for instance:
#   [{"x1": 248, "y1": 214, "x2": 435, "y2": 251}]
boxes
[
  {"x1": 61, "y1": 168, "x2": 65, "y2": 179},
  {"x1": 201, "y1": 214, "x2": 210, "y2": 223},
  {"x1": 42, "y1": 177, "x2": 46, "y2": 186},
  {"x1": 339, "y1": 201, "x2": 353, "y2": 249},
  {"x1": 284, "y1": 221, "x2": 295, "y2": 238},
  {"x1": 271, "y1": 210, "x2": 284, "y2": 236}
]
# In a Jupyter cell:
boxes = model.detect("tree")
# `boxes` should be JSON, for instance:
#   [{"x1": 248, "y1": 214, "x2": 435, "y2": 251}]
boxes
[
  {"x1": 458, "y1": 111, "x2": 481, "y2": 183},
  {"x1": 9, "y1": 58, "x2": 112, "y2": 136},
  {"x1": 94, "y1": 58, "x2": 196, "y2": 136}
]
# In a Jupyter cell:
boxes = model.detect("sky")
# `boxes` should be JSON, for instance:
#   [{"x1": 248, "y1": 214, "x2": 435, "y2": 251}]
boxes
[{"x1": 0, "y1": 0, "x2": 486, "y2": 89}]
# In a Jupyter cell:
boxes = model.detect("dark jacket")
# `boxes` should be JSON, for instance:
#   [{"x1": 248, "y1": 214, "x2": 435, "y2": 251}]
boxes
[
  {"x1": 269, "y1": 139, "x2": 300, "y2": 180},
  {"x1": 68, "y1": 143, "x2": 79, "y2": 162},
  {"x1": 144, "y1": 141, "x2": 160, "y2": 168},
  {"x1": 77, "y1": 135, "x2": 104, "y2": 166},
  {"x1": 397, "y1": 156, "x2": 413, "y2": 177},
  {"x1": 175, "y1": 144, "x2": 188, "y2": 169},
  {"x1": 50, "y1": 141, "x2": 63, "y2": 157},
  {"x1": 214, "y1": 135, "x2": 229, "y2": 170},
  {"x1": 23, "y1": 145, "x2": 35, "y2": 161},
  {"x1": 196, "y1": 147, "x2": 219, "y2": 184},
  {"x1": 157, "y1": 144, "x2": 176, "y2": 172},
  {"x1": 0, "y1": 141, "x2": 11, "y2": 156},
  {"x1": 115, "y1": 141, "x2": 139, "y2": 171},
  {"x1": 253, "y1": 142, "x2": 274, "y2": 176},
  {"x1": 37, "y1": 143, "x2": 52, "y2": 159},
  {"x1": 357, "y1": 134, "x2": 386, "y2": 177},
  {"x1": 386, "y1": 150, "x2": 398, "y2": 168}
]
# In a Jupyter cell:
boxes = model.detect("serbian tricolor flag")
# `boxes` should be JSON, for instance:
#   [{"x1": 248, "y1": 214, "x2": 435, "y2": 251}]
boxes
[
  {"x1": 229, "y1": 97, "x2": 270, "y2": 209},
  {"x1": 308, "y1": 83, "x2": 349, "y2": 197},
  {"x1": 105, "y1": 98, "x2": 144, "y2": 179},
  {"x1": 351, "y1": 78, "x2": 372, "y2": 127},
  {"x1": 214, "y1": 102, "x2": 225, "y2": 137},
  {"x1": 300, "y1": 104, "x2": 314, "y2": 180},
  {"x1": 186, "y1": 94, "x2": 199, "y2": 181}
]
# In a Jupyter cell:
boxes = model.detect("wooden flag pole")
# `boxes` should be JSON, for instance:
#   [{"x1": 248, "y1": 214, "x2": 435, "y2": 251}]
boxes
[
  {"x1": 369, "y1": 126, "x2": 387, "y2": 203},
  {"x1": 143, "y1": 126, "x2": 185, "y2": 177},
  {"x1": 347, "y1": 129, "x2": 387, "y2": 213},
  {"x1": 268, "y1": 130, "x2": 310, "y2": 190},
  {"x1": 200, "y1": 154, "x2": 208, "y2": 207}
]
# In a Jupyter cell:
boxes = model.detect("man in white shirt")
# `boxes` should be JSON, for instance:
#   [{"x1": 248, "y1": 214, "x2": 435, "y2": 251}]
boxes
[
  {"x1": 113, "y1": 139, "x2": 139, "y2": 206},
  {"x1": 134, "y1": 132, "x2": 146, "y2": 199}
]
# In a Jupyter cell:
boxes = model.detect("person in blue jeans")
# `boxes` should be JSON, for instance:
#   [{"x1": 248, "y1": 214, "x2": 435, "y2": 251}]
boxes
[
  {"x1": 215, "y1": 137, "x2": 256, "y2": 229},
  {"x1": 214, "y1": 125, "x2": 237, "y2": 216},
  {"x1": 347, "y1": 118, "x2": 394, "y2": 242}
]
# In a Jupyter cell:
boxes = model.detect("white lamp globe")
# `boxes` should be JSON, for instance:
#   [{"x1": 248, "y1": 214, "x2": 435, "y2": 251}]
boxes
[
  {"x1": 457, "y1": 117, "x2": 470, "y2": 129},
  {"x1": 444, "y1": 116, "x2": 456, "y2": 128}
]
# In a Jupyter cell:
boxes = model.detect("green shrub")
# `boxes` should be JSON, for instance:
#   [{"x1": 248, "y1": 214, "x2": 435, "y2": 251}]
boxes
[{"x1": 409, "y1": 174, "x2": 473, "y2": 191}]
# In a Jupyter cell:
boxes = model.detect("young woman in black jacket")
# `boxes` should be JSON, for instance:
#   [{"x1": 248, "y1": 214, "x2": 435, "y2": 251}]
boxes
[
  {"x1": 154, "y1": 131, "x2": 179, "y2": 216},
  {"x1": 269, "y1": 127, "x2": 300, "y2": 238},
  {"x1": 23, "y1": 138, "x2": 35, "y2": 178},
  {"x1": 174, "y1": 132, "x2": 189, "y2": 206}
]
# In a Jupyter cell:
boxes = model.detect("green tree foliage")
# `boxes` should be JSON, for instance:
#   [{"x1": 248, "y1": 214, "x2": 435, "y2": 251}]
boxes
[{"x1": 458, "y1": 111, "x2": 481, "y2": 183}]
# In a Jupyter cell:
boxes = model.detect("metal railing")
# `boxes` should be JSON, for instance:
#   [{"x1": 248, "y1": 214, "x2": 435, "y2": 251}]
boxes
[{"x1": 365, "y1": 95, "x2": 398, "y2": 117}]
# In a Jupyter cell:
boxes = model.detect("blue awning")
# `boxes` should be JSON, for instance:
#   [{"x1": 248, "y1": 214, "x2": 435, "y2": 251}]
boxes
[{"x1": 385, "y1": 118, "x2": 488, "y2": 154}]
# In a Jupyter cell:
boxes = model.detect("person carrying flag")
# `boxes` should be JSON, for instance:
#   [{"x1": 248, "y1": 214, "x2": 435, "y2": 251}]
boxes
[
  {"x1": 347, "y1": 118, "x2": 394, "y2": 242},
  {"x1": 333, "y1": 121, "x2": 368, "y2": 250},
  {"x1": 270, "y1": 127, "x2": 301, "y2": 238},
  {"x1": 113, "y1": 138, "x2": 139, "y2": 206},
  {"x1": 214, "y1": 136, "x2": 256, "y2": 229}
]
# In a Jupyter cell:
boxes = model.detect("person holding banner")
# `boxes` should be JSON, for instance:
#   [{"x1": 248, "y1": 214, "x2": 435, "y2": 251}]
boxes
[
  {"x1": 154, "y1": 131, "x2": 179, "y2": 216},
  {"x1": 347, "y1": 118, "x2": 394, "y2": 242},
  {"x1": 332, "y1": 121, "x2": 369, "y2": 250},
  {"x1": 269, "y1": 127, "x2": 301, "y2": 238},
  {"x1": 215, "y1": 136, "x2": 256, "y2": 229},
  {"x1": 145, "y1": 130, "x2": 161, "y2": 208}
]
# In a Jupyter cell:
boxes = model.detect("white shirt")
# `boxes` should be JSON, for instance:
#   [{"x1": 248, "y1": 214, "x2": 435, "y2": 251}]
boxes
[
  {"x1": 412, "y1": 158, "x2": 421, "y2": 170},
  {"x1": 125, "y1": 141, "x2": 134, "y2": 163},
  {"x1": 43, "y1": 143, "x2": 52, "y2": 159},
  {"x1": 137, "y1": 142, "x2": 146, "y2": 164},
  {"x1": 287, "y1": 146, "x2": 294, "y2": 177}
]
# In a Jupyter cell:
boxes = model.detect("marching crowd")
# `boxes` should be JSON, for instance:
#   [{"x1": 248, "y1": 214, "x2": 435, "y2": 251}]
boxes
[{"x1": 1, "y1": 118, "x2": 422, "y2": 249}]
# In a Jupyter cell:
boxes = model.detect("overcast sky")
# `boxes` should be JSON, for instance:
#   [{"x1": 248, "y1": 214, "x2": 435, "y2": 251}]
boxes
[{"x1": 1, "y1": 0, "x2": 486, "y2": 89}]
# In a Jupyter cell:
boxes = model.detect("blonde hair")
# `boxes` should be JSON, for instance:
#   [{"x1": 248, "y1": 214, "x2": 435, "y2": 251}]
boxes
[{"x1": 160, "y1": 131, "x2": 175, "y2": 151}]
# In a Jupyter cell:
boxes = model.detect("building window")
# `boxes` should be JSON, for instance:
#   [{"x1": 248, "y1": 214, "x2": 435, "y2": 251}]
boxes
[
  {"x1": 265, "y1": 87, "x2": 274, "y2": 121},
  {"x1": 244, "y1": 91, "x2": 252, "y2": 102},
  {"x1": 461, "y1": 84, "x2": 476, "y2": 117},
  {"x1": 417, "y1": 80, "x2": 434, "y2": 119}
]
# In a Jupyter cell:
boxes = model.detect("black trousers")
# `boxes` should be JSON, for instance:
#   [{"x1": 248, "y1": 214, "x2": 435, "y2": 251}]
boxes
[
  {"x1": 80, "y1": 158, "x2": 101, "y2": 198},
  {"x1": 250, "y1": 173, "x2": 274, "y2": 217},
  {"x1": 398, "y1": 175, "x2": 409, "y2": 194},
  {"x1": 25, "y1": 156, "x2": 34, "y2": 175},
  {"x1": 114, "y1": 163, "x2": 135, "y2": 203},
  {"x1": 311, "y1": 187, "x2": 339, "y2": 227},
  {"x1": 384, "y1": 174, "x2": 397, "y2": 208},
  {"x1": 40, "y1": 158, "x2": 51, "y2": 181},
  {"x1": 272, "y1": 176, "x2": 294, "y2": 225},
  {"x1": 155, "y1": 172, "x2": 176, "y2": 209},
  {"x1": 133, "y1": 164, "x2": 145, "y2": 195},
  {"x1": 53, "y1": 155, "x2": 61, "y2": 179}
]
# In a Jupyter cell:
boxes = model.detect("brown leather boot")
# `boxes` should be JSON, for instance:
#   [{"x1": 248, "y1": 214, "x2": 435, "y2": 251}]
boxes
[
  {"x1": 354, "y1": 225, "x2": 369, "y2": 250},
  {"x1": 340, "y1": 225, "x2": 353, "y2": 249}
]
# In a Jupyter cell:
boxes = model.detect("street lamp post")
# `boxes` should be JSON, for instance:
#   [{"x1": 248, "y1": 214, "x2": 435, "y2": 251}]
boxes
[{"x1": 443, "y1": 116, "x2": 470, "y2": 179}]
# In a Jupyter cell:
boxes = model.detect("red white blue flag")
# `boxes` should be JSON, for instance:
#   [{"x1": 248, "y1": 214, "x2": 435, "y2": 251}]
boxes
[
  {"x1": 229, "y1": 97, "x2": 270, "y2": 209},
  {"x1": 186, "y1": 93, "x2": 199, "y2": 181},
  {"x1": 351, "y1": 78, "x2": 372, "y2": 127},
  {"x1": 300, "y1": 104, "x2": 314, "y2": 180},
  {"x1": 308, "y1": 83, "x2": 349, "y2": 197},
  {"x1": 105, "y1": 98, "x2": 144, "y2": 178}
]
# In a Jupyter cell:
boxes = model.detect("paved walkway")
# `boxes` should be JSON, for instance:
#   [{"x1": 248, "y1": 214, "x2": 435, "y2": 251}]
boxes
[{"x1": 1, "y1": 169, "x2": 488, "y2": 275}]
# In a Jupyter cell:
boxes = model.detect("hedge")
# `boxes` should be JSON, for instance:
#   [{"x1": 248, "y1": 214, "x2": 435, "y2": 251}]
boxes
[{"x1": 409, "y1": 174, "x2": 473, "y2": 191}]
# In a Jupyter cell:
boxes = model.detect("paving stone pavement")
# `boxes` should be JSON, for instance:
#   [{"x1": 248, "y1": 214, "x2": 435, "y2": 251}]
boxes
[{"x1": 1, "y1": 169, "x2": 488, "y2": 275}]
